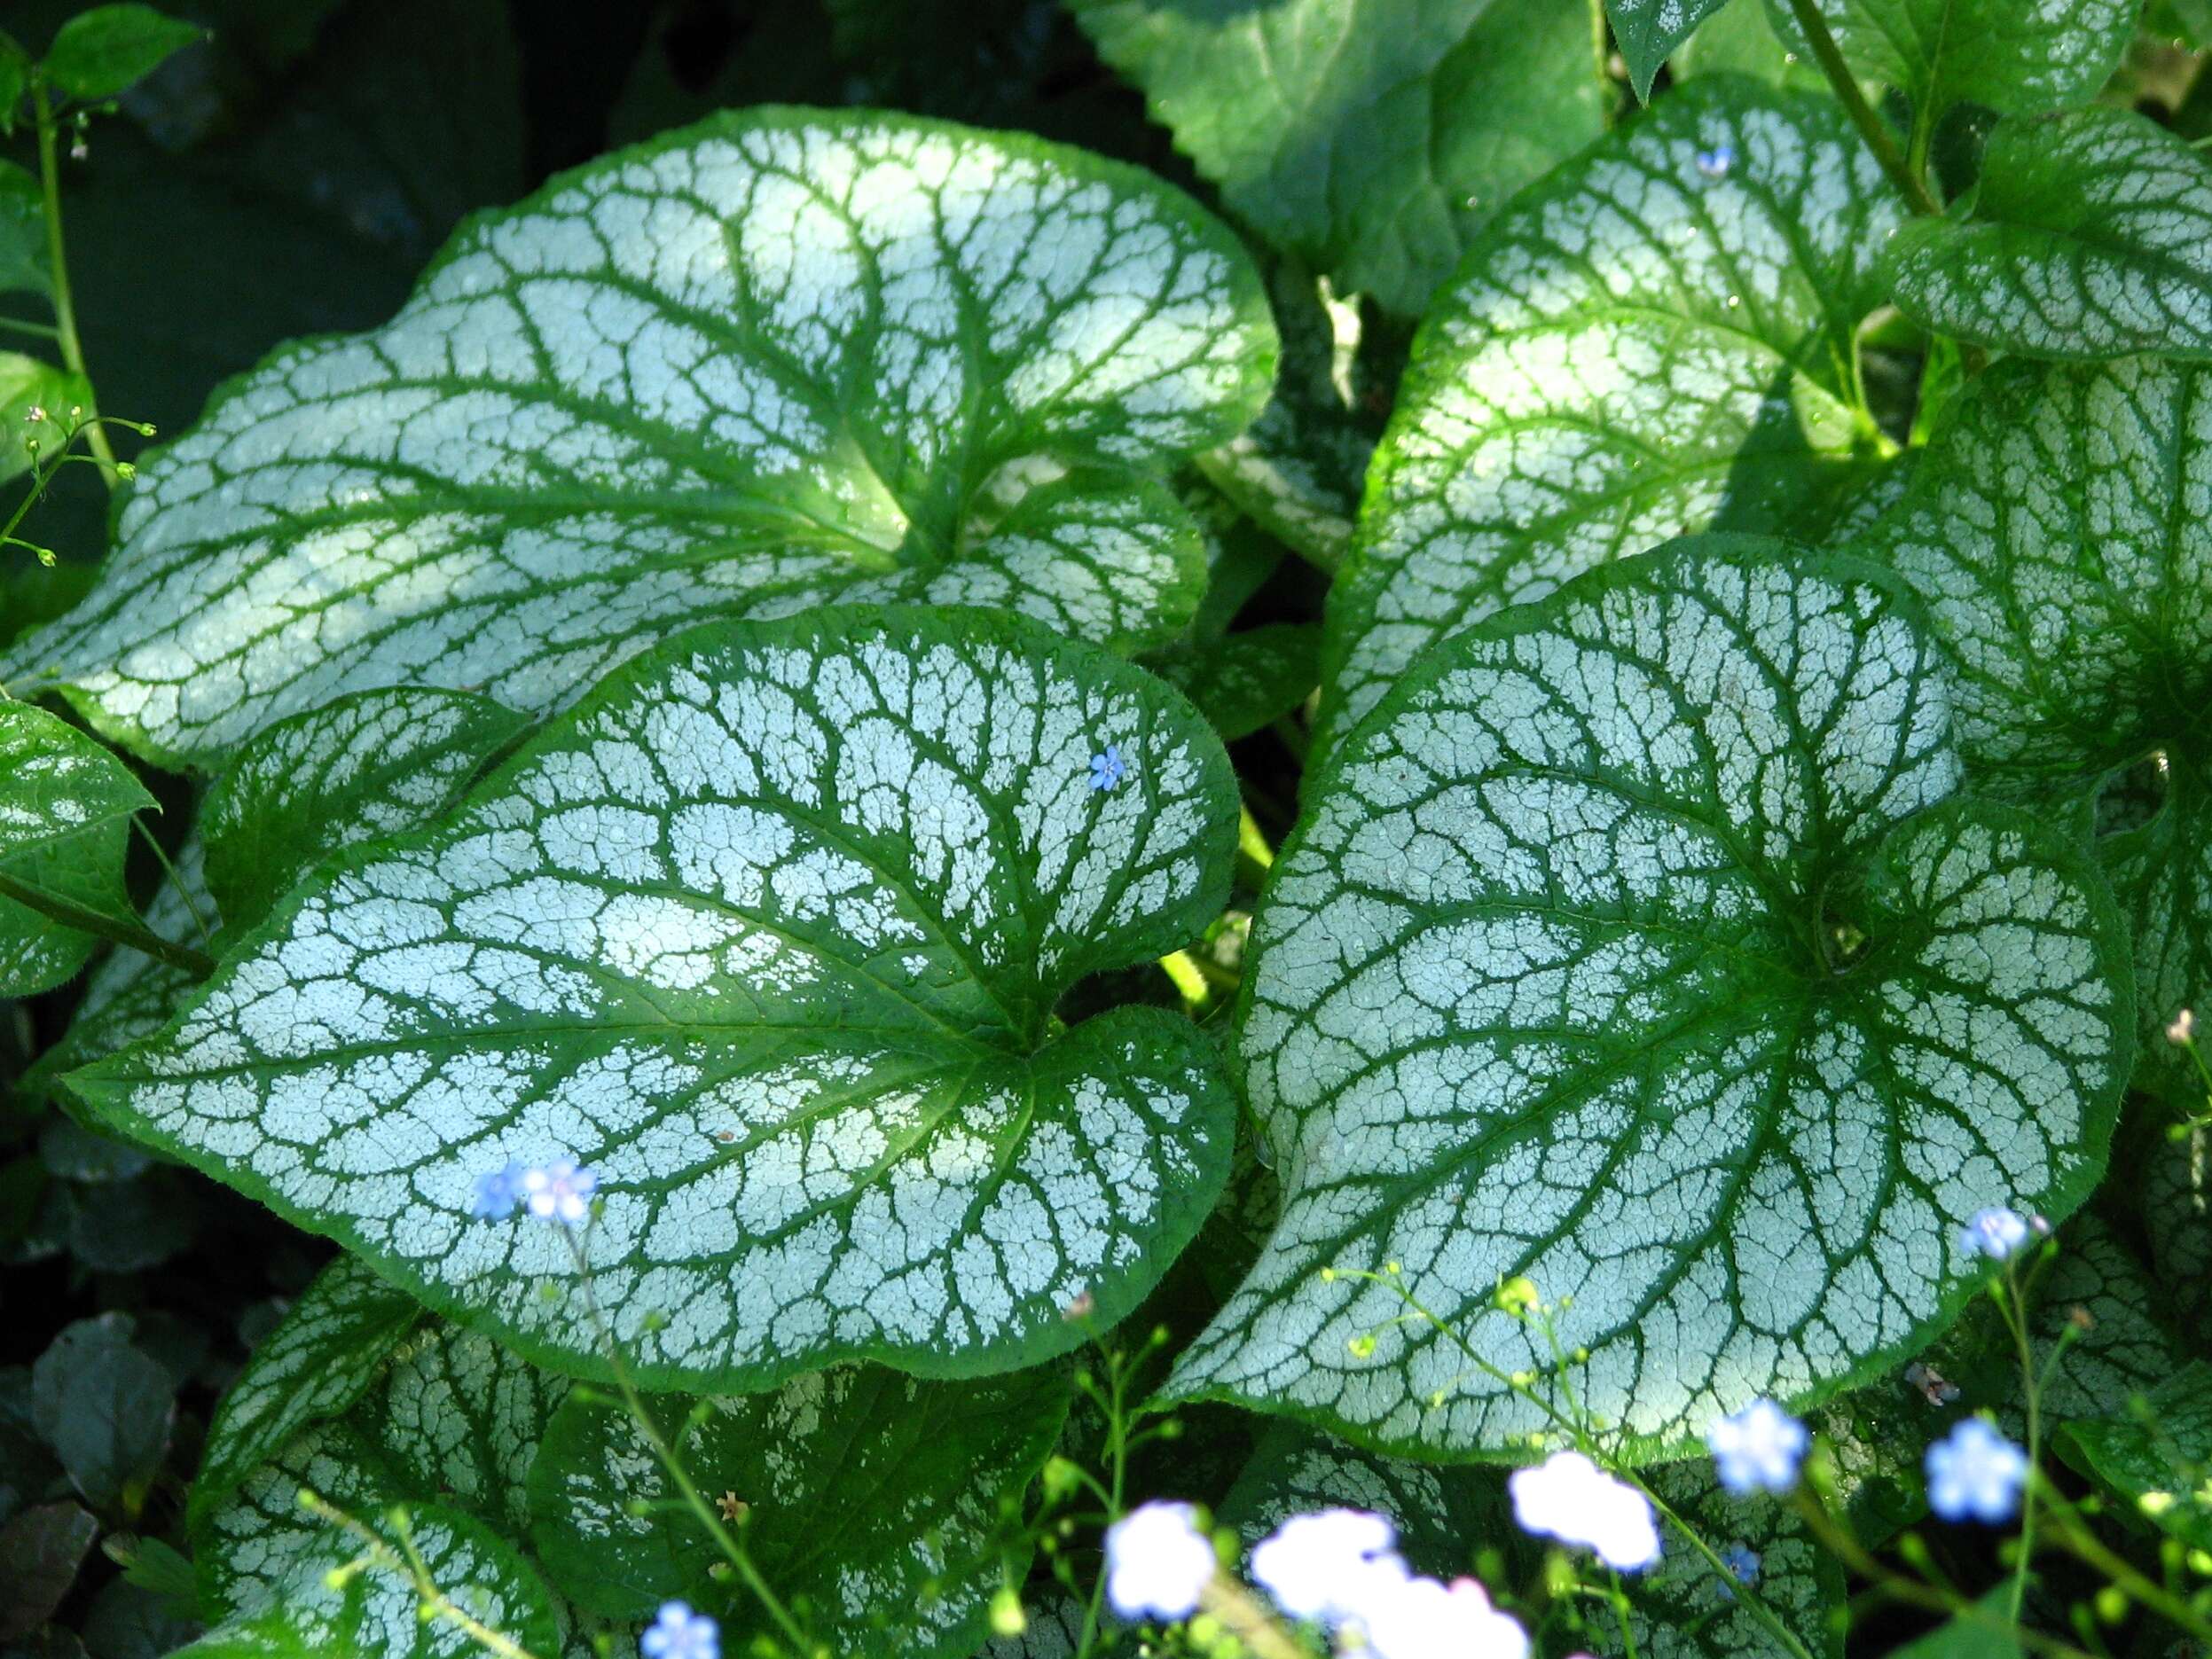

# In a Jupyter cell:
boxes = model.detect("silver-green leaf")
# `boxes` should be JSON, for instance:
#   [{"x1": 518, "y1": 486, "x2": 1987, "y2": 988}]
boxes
[
  {"x1": 1769, "y1": 0, "x2": 2133, "y2": 121},
  {"x1": 0, "y1": 698, "x2": 156, "y2": 997},
  {"x1": 1321, "y1": 76, "x2": 1905, "y2": 763},
  {"x1": 202, "y1": 688, "x2": 528, "y2": 933},
  {"x1": 2, "y1": 109, "x2": 1276, "y2": 770},
  {"x1": 71, "y1": 608, "x2": 1241, "y2": 1390},
  {"x1": 1171, "y1": 540, "x2": 2133, "y2": 1459},
  {"x1": 1884, "y1": 108, "x2": 2212, "y2": 361},
  {"x1": 1860, "y1": 356, "x2": 2212, "y2": 1091}
]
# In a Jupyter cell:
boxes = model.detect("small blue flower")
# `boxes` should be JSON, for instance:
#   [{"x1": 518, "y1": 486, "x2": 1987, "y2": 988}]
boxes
[
  {"x1": 1089, "y1": 744, "x2": 1129, "y2": 792},
  {"x1": 520, "y1": 1157, "x2": 598, "y2": 1225},
  {"x1": 1957, "y1": 1206, "x2": 2033, "y2": 1262},
  {"x1": 467, "y1": 1162, "x2": 526, "y2": 1221},
  {"x1": 1706, "y1": 1397, "x2": 1809, "y2": 1496},
  {"x1": 1694, "y1": 141, "x2": 1736, "y2": 179},
  {"x1": 1926, "y1": 1418, "x2": 2029, "y2": 1524},
  {"x1": 1716, "y1": 1543, "x2": 1761, "y2": 1601},
  {"x1": 641, "y1": 1601, "x2": 718, "y2": 1659}
]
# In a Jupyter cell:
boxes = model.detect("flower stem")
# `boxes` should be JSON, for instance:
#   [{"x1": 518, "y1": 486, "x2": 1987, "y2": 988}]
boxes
[
  {"x1": 29, "y1": 79, "x2": 118, "y2": 482},
  {"x1": 1777, "y1": 0, "x2": 1941, "y2": 215}
]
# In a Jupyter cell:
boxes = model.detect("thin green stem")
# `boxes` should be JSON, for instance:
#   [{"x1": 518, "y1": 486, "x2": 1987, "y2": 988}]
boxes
[
  {"x1": 2001, "y1": 1273, "x2": 2043, "y2": 1624},
  {"x1": 131, "y1": 818, "x2": 216, "y2": 951},
  {"x1": 298, "y1": 1490, "x2": 545, "y2": 1659},
  {"x1": 1588, "y1": 0, "x2": 1616, "y2": 125},
  {"x1": 1237, "y1": 806, "x2": 1275, "y2": 873},
  {"x1": 0, "y1": 315, "x2": 60, "y2": 341},
  {"x1": 30, "y1": 79, "x2": 117, "y2": 481},
  {"x1": 2038, "y1": 1483, "x2": 2212, "y2": 1642},
  {"x1": 560, "y1": 1227, "x2": 813, "y2": 1656},
  {"x1": 1073, "y1": 1349, "x2": 1134, "y2": 1659},
  {"x1": 1777, "y1": 0, "x2": 1941, "y2": 215},
  {"x1": 0, "y1": 866, "x2": 214, "y2": 975}
]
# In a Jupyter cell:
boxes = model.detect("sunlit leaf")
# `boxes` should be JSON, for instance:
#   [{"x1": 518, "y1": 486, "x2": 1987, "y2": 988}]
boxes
[
  {"x1": 72, "y1": 609, "x2": 1241, "y2": 1389},
  {"x1": 1172, "y1": 540, "x2": 2132, "y2": 1459}
]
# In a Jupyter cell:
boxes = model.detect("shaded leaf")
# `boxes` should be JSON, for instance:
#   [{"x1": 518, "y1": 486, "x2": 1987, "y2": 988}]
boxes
[
  {"x1": 1770, "y1": 0, "x2": 2132, "y2": 121},
  {"x1": 0, "y1": 1502, "x2": 97, "y2": 1641},
  {"x1": 29, "y1": 1317, "x2": 174, "y2": 1515},
  {"x1": 42, "y1": 4, "x2": 203, "y2": 102},
  {"x1": 2059, "y1": 1360, "x2": 2212, "y2": 1552},
  {"x1": 1069, "y1": 0, "x2": 1608, "y2": 317},
  {"x1": 1607, "y1": 0, "x2": 1742, "y2": 98}
]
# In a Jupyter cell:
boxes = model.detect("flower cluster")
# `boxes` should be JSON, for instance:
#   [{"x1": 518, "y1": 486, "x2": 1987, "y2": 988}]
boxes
[
  {"x1": 640, "y1": 1602, "x2": 717, "y2": 1659},
  {"x1": 1509, "y1": 1451, "x2": 1662, "y2": 1573},
  {"x1": 1706, "y1": 1398, "x2": 1809, "y2": 1497},
  {"x1": 467, "y1": 1156, "x2": 599, "y2": 1224}
]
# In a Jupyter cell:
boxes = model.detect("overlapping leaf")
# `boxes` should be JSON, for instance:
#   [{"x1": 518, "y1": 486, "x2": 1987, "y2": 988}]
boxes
[
  {"x1": 1860, "y1": 356, "x2": 2212, "y2": 1089},
  {"x1": 1172, "y1": 541, "x2": 2133, "y2": 1459},
  {"x1": 1321, "y1": 76, "x2": 1906, "y2": 763},
  {"x1": 1628, "y1": 1461, "x2": 1844, "y2": 1659},
  {"x1": 529, "y1": 1365, "x2": 1067, "y2": 1655},
  {"x1": 1770, "y1": 0, "x2": 2133, "y2": 121},
  {"x1": 71, "y1": 608, "x2": 1241, "y2": 1390},
  {"x1": 2060, "y1": 1361, "x2": 2212, "y2": 1551},
  {"x1": 1067, "y1": 0, "x2": 1607, "y2": 317},
  {"x1": 202, "y1": 688, "x2": 527, "y2": 932},
  {"x1": 1, "y1": 108, "x2": 1276, "y2": 770},
  {"x1": 0, "y1": 699, "x2": 154, "y2": 997},
  {"x1": 189, "y1": 1255, "x2": 426, "y2": 1535},
  {"x1": 1605, "y1": 0, "x2": 1742, "y2": 98},
  {"x1": 1884, "y1": 108, "x2": 2212, "y2": 360}
]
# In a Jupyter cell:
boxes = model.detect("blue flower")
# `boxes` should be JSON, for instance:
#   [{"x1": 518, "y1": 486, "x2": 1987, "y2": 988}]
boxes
[
  {"x1": 1104, "y1": 1500, "x2": 1214, "y2": 1621},
  {"x1": 1089, "y1": 745, "x2": 1128, "y2": 791},
  {"x1": 1957, "y1": 1206, "x2": 2033, "y2": 1262},
  {"x1": 1509, "y1": 1451, "x2": 1662, "y2": 1574},
  {"x1": 1925, "y1": 1418, "x2": 2029, "y2": 1524},
  {"x1": 520, "y1": 1157, "x2": 598, "y2": 1225},
  {"x1": 641, "y1": 1601, "x2": 718, "y2": 1659},
  {"x1": 467, "y1": 1162, "x2": 526, "y2": 1221},
  {"x1": 1694, "y1": 141, "x2": 1736, "y2": 179},
  {"x1": 1706, "y1": 1397, "x2": 1808, "y2": 1496},
  {"x1": 1716, "y1": 1544, "x2": 1761, "y2": 1601}
]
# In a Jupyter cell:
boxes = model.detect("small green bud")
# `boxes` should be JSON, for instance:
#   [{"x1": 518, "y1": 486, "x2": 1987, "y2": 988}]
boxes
[
  {"x1": 988, "y1": 1585, "x2": 1025, "y2": 1638},
  {"x1": 1494, "y1": 1276, "x2": 1540, "y2": 1314}
]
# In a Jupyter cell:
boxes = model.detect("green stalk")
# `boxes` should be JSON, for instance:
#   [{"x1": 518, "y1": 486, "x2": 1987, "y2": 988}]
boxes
[
  {"x1": 29, "y1": 77, "x2": 118, "y2": 481},
  {"x1": 0, "y1": 866, "x2": 213, "y2": 975},
  {"x1": 1777, "y1": 0, "x2": 1941, "y2": 215}
]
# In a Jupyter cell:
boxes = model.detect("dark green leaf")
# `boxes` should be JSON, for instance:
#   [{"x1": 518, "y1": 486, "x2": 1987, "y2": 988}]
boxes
[
  {"x1": 41, "y1": 4, "x2": 204, "y2": 101},
  {"x1": 1606, "y1": 0, "x2": 1742, "y2": 98},
  {"x1": 29, "y1": 1317, "x2": 174, "y2": 1515},
  {"x1": 0, "y1": 161, "x2": 44, "y2": 298},
  {"x1": 0, "y1": 1502, "x2": 97, "y2": 1640},
  {"x1": 2059, "y1": 1360, "x2": 2212, "y2": 1550}
]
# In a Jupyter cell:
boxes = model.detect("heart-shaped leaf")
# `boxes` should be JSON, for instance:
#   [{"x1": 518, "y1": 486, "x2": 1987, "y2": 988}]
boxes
[
  {"x1": 1769, "y1": 0, "x2": 2133, "y2": 122},
  {"x1": 1, "y1": 109, "x2": 1276, "y2": 770},
  {"x1": 0, "y1": 699, "x2": 153, "y2": 997},
  {"x1": 529, "y1": 1365, "x2": 1067, "y2": 1655},
  {"x1": 1067, "y1": 0, "x2": 1608, "y2": 318},
  {"x1": 1628, "y1": 1460, "x2": 1844, "y2": 1659},
  {"x1": 71, "y1": 608, "x2": 1241, "y2": 1390},
  {"x1": 1883, "y1": 108, "x2": 2212, "y2": 361},
  {"x1": 1860, "y1": 356, "x2": 2212, "y2": 1089},
  {"x1": 1171, "y1": 540, "x2": 2132, "y2": 1459},
  {"x1": 189, "y1": 1255, "x2": 426, "y2": 1536},
  {"x1": 1321, "y1": 76, "x2": 1906, "y2": 763},
  {"x1": 202, "y1": 688, "x2": 527, "y2": 934}
]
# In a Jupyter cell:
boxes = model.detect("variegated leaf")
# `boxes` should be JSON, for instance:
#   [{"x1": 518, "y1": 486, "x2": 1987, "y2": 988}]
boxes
[
  {"x1": 189, "y1": 1254, "x2": 426, "y2": 1536},
  {"x1": 1172, "y1": 541, "x2": 2133, "y2": 1459},
  {"x1": 1884, "y1": 108, "x2": 2212, "y2": 361},
  {"x1": 2059, "y1": 1360, "x2": 2212, "y2": 1551},
  {"x1": 176, "y1": 1499, "x2": 561, "y2": 1659},
  {"x1": 1770, "y1": 0, "x2": 2132, "y2": 121},
  {"x1": 1067, "y1": 0, "x2": 1607, "y2": 317},
  {"x1": 1604, "y1": 0, "x2": 1744, "y2": 98},
  {"x1": 71, "y1": 609, "x2": 1241, "y2": 1390},
  {"x1": 0, "y1": 698, "x2": 157, "y2": 997},
  {"x1": 1860, "y1": 356, "x2": 2212, "y2": 1092},
  {"x1": 203, "y1": 688, "x2": 528, "y2": 934},
  {"x1": 196, "y1": 1320, "x2": 568, "y2": 1622},
  {"x1": 529, "y1": 1365, "x2": 1068, "y2": 1655},
  {"x1": 1, "y1": 110, "x2": 1276, "y2": 771},
  {"x1": 1321, "y1": 77, "x2": 1906, "y2": 764}
]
